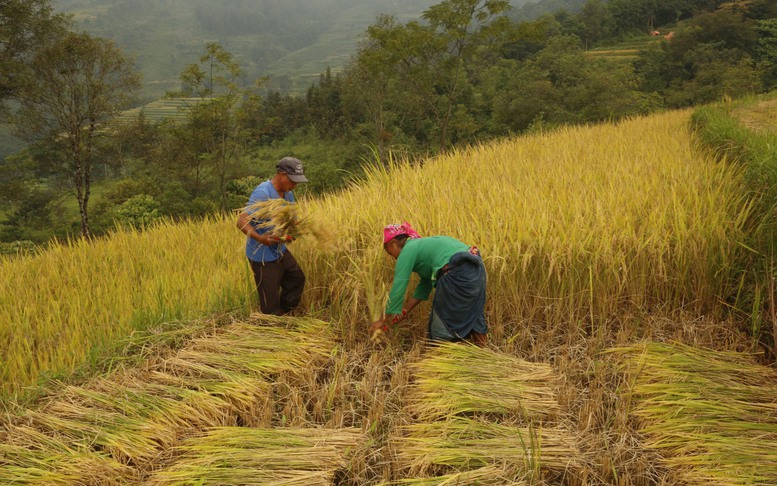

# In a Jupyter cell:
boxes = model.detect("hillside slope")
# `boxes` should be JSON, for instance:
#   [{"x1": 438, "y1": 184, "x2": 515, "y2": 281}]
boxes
[
  {"x1": 3, "y1": 108, "x2": 774, "y2": 484},
  {"x1": 1, "y1": 108, "x2": 753, "y2": 392}
]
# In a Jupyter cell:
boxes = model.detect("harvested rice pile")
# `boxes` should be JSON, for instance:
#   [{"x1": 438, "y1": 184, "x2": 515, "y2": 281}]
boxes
[
  {"x1": 615, "y1": 342, "x2": 777, "y2": 485},
  {"x1": 0, "y1": 316, "x2": 339, "y2": 484},
  {"x1": 148, "y1": 427, "x2": 363, "y2": 485},
  {"x1": 405, "y1": 342, "x2": 561, "y2": 420},
  {"x1": 390, "y1": 342, "x2": 581, "y2": 483}
]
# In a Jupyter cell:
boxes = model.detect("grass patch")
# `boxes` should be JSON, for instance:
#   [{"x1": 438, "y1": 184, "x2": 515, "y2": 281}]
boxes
[{"x1": 691, "y1": 93, "x2": 777, "y2": 355}]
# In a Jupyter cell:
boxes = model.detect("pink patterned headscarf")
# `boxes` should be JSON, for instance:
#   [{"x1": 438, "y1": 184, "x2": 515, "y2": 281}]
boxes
[{"x1": 383, "y1": 222, "x2": 421, "y2": 245}]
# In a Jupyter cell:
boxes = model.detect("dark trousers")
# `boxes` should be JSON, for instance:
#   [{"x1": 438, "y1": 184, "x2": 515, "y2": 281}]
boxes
[{"x1": 249, "y1": 251, "x2": 305, "y2": 315}]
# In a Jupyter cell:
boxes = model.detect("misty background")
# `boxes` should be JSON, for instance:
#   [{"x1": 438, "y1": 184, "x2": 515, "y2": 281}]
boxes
[
  {"x1": 0, "y1": 0, "x2": 575, "y2": 159},
  {"x1": 52, "y1": 0, "x2": 566, "y2": 101}
]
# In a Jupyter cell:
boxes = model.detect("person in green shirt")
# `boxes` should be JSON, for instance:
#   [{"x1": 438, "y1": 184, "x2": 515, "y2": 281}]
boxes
[{"x1": 369, "y1": 222, "x2": 488, "y2": 345}]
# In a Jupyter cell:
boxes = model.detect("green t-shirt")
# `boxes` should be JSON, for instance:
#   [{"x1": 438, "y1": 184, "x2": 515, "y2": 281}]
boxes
[{"x1": 385, "y1": 236, "x2": 469, "y2": 315}]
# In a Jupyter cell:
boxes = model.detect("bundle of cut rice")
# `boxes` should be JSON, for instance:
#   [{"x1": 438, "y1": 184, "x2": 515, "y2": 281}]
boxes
[
  {"x1": 406, "y1": 342, "x2": 560, "y2": 421},
  {"x1": 393, "y1": 417, "x2": 579, "y2": 478},
  {"x1": 245, "y1": 199, "x2": 334, "y2": 245},
  {"x1": 615, "y1": 341, "x2": 777, "y2": 485},
  {"x1": 148, "y1": 426, "x2": 363, "y2": 485},
  {"x1": 379, "y1": 464, "x2": 528, "y2": 485}
]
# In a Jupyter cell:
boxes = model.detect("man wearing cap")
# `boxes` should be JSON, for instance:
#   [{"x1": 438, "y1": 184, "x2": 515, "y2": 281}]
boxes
[
  {"x1": 237, "y1": 157, "x2": 308, "y2": 315},
  {"x1": 369, "y1": 222, "x2": 488, "y2": 345}
]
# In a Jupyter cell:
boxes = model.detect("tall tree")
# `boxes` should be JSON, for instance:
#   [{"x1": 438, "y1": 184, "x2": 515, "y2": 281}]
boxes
[
  {"x1": 579, "y1": 0, "x2": 615, "y2": 48},
  {"x1": 0, "y1": 0, "x2": 67, "y2": 106},
  {"x1": 169, "y1": 43, "x2": 248, "y2": 213},
  {"x1": 347, "y1": 14, "x2": 409, "y2": 163},
  {"x1": 755, "y1": 18, "x2": 777, "y2": 89},
  {"x1": 13, "y1": 32, "x2": 141, "y2": 238},
  {"x1": 362, "y1": 0, "x2": 510, "y2": 151}
]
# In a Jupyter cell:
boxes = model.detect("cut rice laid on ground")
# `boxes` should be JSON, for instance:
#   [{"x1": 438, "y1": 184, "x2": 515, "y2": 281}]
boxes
[
  {"x1": 0, "y1": 428, "x2": 133, "y2": 485},
  {"x1": 392, "y1": 342, "x2": 580, "y2": 483},
  {"x1": 393, "y1": 417, "x2": 579, "y2": 479},
  {"x1": 380, "y1": 463, "x2": 528, "y2": 485},
  {"x1": 406, "y1": 342, "x2": 560, "y2": 421},
  {"x1": 0, "y1": 317, "x2": 338, "y2": 483},
  {"x1": 615, "y1": 341, "x2": 777, "y2": 485},
  {"x1": 147, "y1": 426, "x2": 363, "y2": 485}
]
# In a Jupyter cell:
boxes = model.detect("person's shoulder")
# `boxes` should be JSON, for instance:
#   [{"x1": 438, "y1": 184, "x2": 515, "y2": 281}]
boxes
[
  {"x1": 419, "y1": 235, "x2": 447, "y2": 242},
  {"x1": 424, "y1": 235, "x2": 464, "y2": 246},
  {"x1": 256, "y1": 179, "x2": 272, "y2": 190},
  {"x1": 250, "y1": 180, "x2": 273, "y2": 197}
]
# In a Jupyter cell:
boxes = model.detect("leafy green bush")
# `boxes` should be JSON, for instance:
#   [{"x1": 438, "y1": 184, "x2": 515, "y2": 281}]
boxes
[
  {"x1": 110, "y1": 194, "x2": 161, "y2": 229},
  {"x1": 0, "y1": 240, "x2": 37, "y2": 256}
]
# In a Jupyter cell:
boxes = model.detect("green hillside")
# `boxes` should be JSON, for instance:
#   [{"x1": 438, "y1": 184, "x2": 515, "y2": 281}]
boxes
[{"x1": 52, "y1": 0, "x2": 439, "y2": 99}]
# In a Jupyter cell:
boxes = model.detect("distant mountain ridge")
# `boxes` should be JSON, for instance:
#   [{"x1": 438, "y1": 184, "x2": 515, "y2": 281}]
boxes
[{"x1": 52, "y1": 0, "x2": 572, "y2": 100}]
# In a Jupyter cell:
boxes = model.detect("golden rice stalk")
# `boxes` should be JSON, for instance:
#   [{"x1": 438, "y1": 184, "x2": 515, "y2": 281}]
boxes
[
  {"x1": 0, "y1": 427, "x2": 134, "y2": 484},
  {"x1": 244, "y1": 198, "x2": 336, "y2": 247},
  {"x1": 362, "y1": 254, "x2": 388, "y2": 324},
  {"x1": 615, "y1": 341, "x2": 777, "y2": 485},
  {"x1": 165, "y1": 320, "x2": 336, "y2": 378},
  {"x1": 393, "y1": 416, "x2": 579, "y2": 478},
  {"x1": 147, "y1": 426, "x2": 364, "y2": 486},
  {"x1": 406, "y1": 342, "x2": 560, "y2": 421},
  {"x1": 380, "y1": 464, "x2": 528, "y2": 485},
  {"x1": 342, "y1": 248, "x2": 389, "y2": 325}
]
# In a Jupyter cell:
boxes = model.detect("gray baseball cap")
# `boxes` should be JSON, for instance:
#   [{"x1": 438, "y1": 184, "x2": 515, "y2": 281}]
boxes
[{"x1": 276, "y1": 156, "x2": 308, "y2": 183}]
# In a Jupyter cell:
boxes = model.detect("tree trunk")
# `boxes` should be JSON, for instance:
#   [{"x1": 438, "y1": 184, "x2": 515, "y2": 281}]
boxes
[{"x1": 78, "y1": 194, "x2": 90, "y2": 239}]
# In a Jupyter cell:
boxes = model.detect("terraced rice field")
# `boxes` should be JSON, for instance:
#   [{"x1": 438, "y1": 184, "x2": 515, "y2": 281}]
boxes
[
  {"x1": 3, "y1": 108, "x2": 776, "y2": 483},
  {"x1": 584, "y1": 36, "x2": 662, "y2": 63},
  {"x1": 733, "y1": 98, "x2": 777, "y2": 134},
  {"x1": 115, "y1": 98, "x2": 201, "y2": 125}
]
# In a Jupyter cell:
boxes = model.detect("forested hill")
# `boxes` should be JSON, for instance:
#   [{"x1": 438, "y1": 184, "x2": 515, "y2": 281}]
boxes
[{"x1": 52, "y1": 0, "x2": 548, "y2": 100}]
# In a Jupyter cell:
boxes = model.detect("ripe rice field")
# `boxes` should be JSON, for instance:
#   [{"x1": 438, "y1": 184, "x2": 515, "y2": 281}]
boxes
[
  {"x1": 583, "y1": 35, "x2": 662, "y2": 63},
  {"x1": 2, "y1": 109, "x2": 775, "y2": 484},
  {"x1": 115, "y1": 98, "x2": 201, "y2": 125}
]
